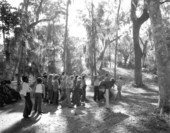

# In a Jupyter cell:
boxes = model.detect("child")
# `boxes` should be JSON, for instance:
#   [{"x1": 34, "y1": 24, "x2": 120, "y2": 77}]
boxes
[
  {"x1": 34, "y1": 77, "x2": 44, "y2": 114},
  {"x1": 21, "y1": 76, "x2": 33, "y2": 118}
]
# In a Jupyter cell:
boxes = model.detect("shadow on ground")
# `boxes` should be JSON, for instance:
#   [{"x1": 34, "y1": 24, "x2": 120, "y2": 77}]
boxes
[{"x1": 1, "y1": 113, "x2": 41, "y2": 133}]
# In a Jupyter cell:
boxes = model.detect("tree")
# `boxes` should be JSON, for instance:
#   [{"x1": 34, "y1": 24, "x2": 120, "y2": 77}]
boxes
[
  {"x1": 114, "y1": 0, "x2": 121, "y2": 79},
  {"x1": 118, "y1": 33, "x2": 133, "y2": 67},
  {"x1": 81, "y1": 1, "x2": 98, "y2": 81},
  {"x1": 131, "y1": 0, "x2": 149, "y2": 86},
  {"x1": 0, "y1": 0, "x2": 21, "y2": 79},
  {"x1": 148, "y1": 0, "x2": 170, "y2": 113},
  {"x1": 64, "y1": 0, "x2": 71, "y2": 74}
]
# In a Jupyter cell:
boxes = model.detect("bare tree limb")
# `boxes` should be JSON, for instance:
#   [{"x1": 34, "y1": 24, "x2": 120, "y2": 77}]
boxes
[
  {"x1": 28, "y1": 11, "x2": 65, "y2": 30},
  {"x1": 160, "y1": 0, "x2": 170, "y2": 4},
  {"x1": 36, "y1": 0, "x2": 44, "y2": 22},
  {"x1": 139, "y1": 37, "x2": 144, "y2": 45},
  {"x1": 109, "y1": 35, "x2": 121, "y2": 43}
]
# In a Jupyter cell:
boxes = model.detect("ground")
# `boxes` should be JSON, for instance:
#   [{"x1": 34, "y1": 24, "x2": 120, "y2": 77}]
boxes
[{"x1": 1, "y1": 68, "x2": 170, "y2": 133}]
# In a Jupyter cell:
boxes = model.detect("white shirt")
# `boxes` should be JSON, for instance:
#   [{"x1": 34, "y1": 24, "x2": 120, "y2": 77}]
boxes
[
  {"x1": 20, "y1": 82, "x2": 32, "y2": 96},
  {"x1": 35, "y1": 84, "x2": 43, "y2": 93},
  {"x1": 94, "y1": 79, "x2": 100, "y2": 86}
]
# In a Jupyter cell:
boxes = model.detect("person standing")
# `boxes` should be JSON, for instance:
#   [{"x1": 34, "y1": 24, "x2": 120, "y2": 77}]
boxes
[
  {"x1": 42, "y1": 73, "x2": 48, "y2": 102},
  {"x1": 48, "y1": 74, "x2": 53, "y2": 104},
  {"x1": 81, "y1": 75, "x2": 87, "y2": 102},
  {"x1": 60, "y1": 72, "x2": 67, "y2": 101},
  {"x1": 21, "y1": 76, "x2": 33, "y2": 118},
  {"x1": 93, "y1": 76, "x2": 100, "y2": 101},
  {"x1": 73, "y1": 77, "x2": 82, "y2": 107},
  {"x1": 104, "y1": 74, "x2": 110, "y2": 108},
  {"x1": 65, "y1": 76, "x2": 73, "y2": 107},
  {"x1": 71, "y1": 75, "x2": 78, "y2": 103},
  {"x1": 34, "y1": 77, "x2": 45, "y2": 114},
  {"x1": 53, "y1": 75, "x2": 59, "y2": 105}
]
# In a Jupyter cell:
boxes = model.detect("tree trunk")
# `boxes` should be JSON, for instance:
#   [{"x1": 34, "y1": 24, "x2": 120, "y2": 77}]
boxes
[
  {"x1": 64, "y1": 0, "x2": 69, "y2": 74},
  {"x1": 17, "y1": 44, "x2": 24, "y2": 91},
  {"x1": 131, "y1": 0, "x2": 149, "y2": 86},
  {"x1": 99, "y1": 40, "x2": 109, "y2": 70},
  {"x1": 133, "y1": 24, "x2": 143, "y2": 86},
  {"x1": 149, "y1": 0, "x2": 170, "y2": 112},
  {"x1": 114, "y1": 0, "x2": 121, "y2": 80}
]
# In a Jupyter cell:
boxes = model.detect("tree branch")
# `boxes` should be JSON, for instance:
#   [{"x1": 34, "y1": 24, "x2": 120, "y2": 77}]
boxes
[
  {"x1": 160, "y1": 0, "x2": 170, "y2": 4},
  {"x1": 131, "y1": 0, "x2": 138, "y2": 22},
  {"x1": 36, "y1": 0, "x2": 44, "y2": 22},
  {"x1": 109, "y1": 35, "x2": 121, "y2": 43},
  {"x1": 28, "y1": 11, "x2": 65, "y2": 30},
  {"x1": 139, "y1": 37, "x2": 144, "y2": 45},
  {"x1": 138, "y1": 8, "x2": 149, "y2": 26}
]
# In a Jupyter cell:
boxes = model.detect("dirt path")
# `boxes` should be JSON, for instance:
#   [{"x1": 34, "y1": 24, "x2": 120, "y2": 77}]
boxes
[{"x1": 0, "y1": 69, "x2": 170, "y2": 133}]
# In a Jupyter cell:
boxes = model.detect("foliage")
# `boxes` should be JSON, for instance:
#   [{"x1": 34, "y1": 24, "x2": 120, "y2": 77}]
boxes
[
  {"x1": 118, "y1": 32, "x2": 133, "y2": 67},
  {"x1": 0, "y1": 0, "x2": 21, "y2": 34}
]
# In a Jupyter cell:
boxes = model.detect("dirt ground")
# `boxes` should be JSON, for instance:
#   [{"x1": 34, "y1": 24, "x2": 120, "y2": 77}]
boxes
[{"x1": 1, "y1": 68, "x2": 170, "y2": 133}]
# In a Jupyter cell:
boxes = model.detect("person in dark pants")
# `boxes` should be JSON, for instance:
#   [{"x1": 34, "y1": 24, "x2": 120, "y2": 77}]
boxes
[
  {"x1": 81, "y1": 75, "x2": 87, "y2": 102},
  {"x1": 93, "y1": 76, "x2": 100, "y2": 101},
  {"x1": 47, "y1": 74, "x2": 53, "y2": 104},
  {"x1": 42, "y1": 73, "x2": 48, "y2": 102},
  {"x1": 60, "y1": 72, "x2": 67, "y2": 101},
  {"x1": 73, "y1": 77, "x2": 82, "y2": 107},
  {"x1": 34, "y1": 77, "x2": 44, "y2": 114},
  {"x1": 53, "y1": 75, "x2": 59, "y2": 105},
  {"x1": 71, "y1": 75, "x2": 78, "y2": 103},
  {"x1": 21, "y1": 76, "x2": 33, "y2": 118}
]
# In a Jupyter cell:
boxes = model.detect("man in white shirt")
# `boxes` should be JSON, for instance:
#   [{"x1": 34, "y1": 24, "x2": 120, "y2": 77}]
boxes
[{"x1": 21, "y1": 76, "x2": 33, "y2": 118}]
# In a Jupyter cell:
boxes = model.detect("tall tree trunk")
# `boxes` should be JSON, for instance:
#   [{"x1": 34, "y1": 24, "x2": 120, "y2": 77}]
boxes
[
  {"x1": 64, "y1": 0, "x2": 70, "y2": 74},
  {"x1": 12, "y1": 45, "x2": 21, "y2": 80},
  {"x1": 99, "y1": 40, "x2": 109, "y2": 70},
  {"x1": 133, "y1": 24, "x2": 143, "y2": 86},
  {"x1": 17, "y1": 43, "x2": 24, "y2": 91},
  {"x1": 93, "y1": 25, "x2": 97, "y2": 75},
  {"x1": 131, "y1": 0, "x2": 149, "y2": 86},
  {"x1": 114, "y1": 0, "x2": 121, "y2": 80},
  {"x1": 149, "y1": 0, "x2": 170, "y2": 112}
]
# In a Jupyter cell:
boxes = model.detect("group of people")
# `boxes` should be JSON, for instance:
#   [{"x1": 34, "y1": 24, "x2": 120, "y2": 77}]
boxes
[
  {"x1": 42, "y1": 72, "x2": 87, "y2": 107},
  {"x1": 20, "y1": 72, "x2": 87, "y2": 118},
  {"x1": 93, "y1": 74, "x2": 123, "y2": 102},
  {"x1": 20, "y1": 71, "x2": 123, "y2": 119}
]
